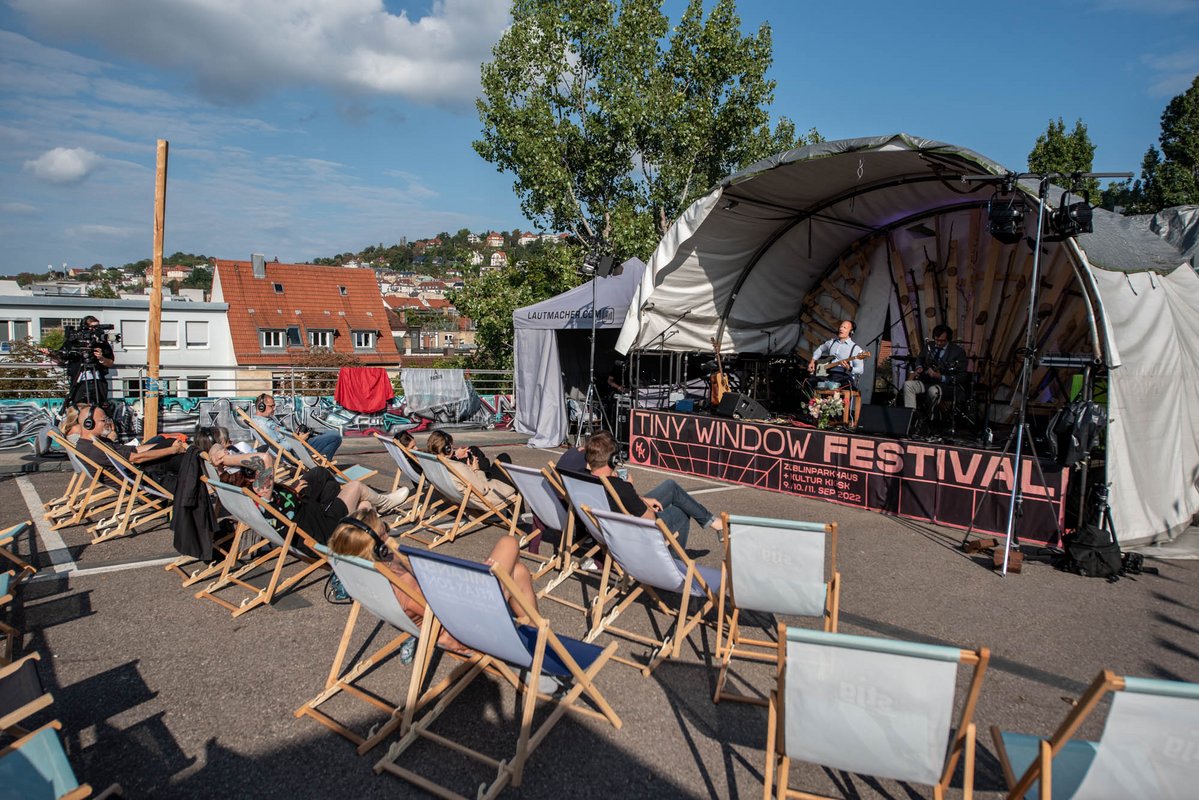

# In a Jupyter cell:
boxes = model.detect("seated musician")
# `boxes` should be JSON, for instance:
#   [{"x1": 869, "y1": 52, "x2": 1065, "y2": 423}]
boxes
[
  {"x1": 901, "y1": 324, "x2": 967, "y2": 410},
  {"x1": 805, "y1": 319, "x2": 864, "y2": 391}
]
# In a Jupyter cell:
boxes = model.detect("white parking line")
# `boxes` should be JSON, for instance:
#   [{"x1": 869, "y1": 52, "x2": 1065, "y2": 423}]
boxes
[
  {"x1": 15, "y1": 476, "x2": 77, "y2": 574},
  {"x1": 31, "y1": 556, "x2": 180, "y2": 581}
]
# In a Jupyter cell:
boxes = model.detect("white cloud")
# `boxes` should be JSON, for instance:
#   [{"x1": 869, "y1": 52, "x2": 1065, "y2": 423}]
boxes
[
  {"x1": 11, "y1": 0, "x2": 511, "y2": 107},
  {"x1": 68, "y1": 224, "x2": 135, "y2": 238},
  {"x1": 0, "y1": 202, "x2": 37, "y2": 214},
  {"x1": 24, "y1": 147, "x2": 102, "y2": 184}
]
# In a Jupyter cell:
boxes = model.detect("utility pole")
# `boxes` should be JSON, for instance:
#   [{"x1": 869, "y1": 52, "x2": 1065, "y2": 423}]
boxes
[{"x1": 145, "y1": 139, "x2": 168, "y2": 438}]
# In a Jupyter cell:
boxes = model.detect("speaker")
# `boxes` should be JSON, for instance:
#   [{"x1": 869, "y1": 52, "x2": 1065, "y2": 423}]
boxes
[
  {"x1": 715, "y1": 392, "x2": 771, "y2": 420},
  {"x1": 857, "y1": 405, "x2": 915, "y2": 437}
]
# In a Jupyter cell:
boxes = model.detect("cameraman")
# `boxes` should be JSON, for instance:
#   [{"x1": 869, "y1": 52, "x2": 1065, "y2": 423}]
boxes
[{"x1": 50, "y1": 316, "x2": 115, "y2": 407}]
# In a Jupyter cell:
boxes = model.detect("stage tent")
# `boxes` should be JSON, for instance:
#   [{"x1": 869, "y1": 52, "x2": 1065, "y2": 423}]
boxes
[
  {"x1": 514, "y1": 257, "x2": 646, "y2": 447},
  {"x1": 615, "y1": 134, "x2": 1199, "y2": 548}
]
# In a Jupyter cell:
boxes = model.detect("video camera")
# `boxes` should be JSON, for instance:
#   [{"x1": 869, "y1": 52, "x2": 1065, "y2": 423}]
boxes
[{"x1": 60, "y1": 324, "x2": 116, "y2": 365}]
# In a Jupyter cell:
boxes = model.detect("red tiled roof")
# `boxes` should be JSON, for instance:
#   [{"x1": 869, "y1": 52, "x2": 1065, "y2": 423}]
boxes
[
  {"x1": 213, "y1": 259, "x2": 400, "y2": 366},
  {"x1": 425, "y1": 298, "x2": 453, "y2": 310},
  {"x1": 385, "y1": 296, "x2": 427, "y2": 310}
]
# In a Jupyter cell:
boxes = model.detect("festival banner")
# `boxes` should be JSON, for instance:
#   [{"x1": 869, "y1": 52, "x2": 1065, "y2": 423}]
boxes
[{"x1": 628, "y1": 410, "x2": 1068, "y2": 541}]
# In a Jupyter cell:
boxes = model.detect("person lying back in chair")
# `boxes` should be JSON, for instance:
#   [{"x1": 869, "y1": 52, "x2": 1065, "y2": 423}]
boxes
[
  {"x1": 253, "y1": 393, "x2": 343, "y2": 462},
  {"x1": 584, "y1": 431, "x2": 723, "y2": 549},
  {"x1": 328, "y1": 503, "x2": 541, "y2": 652},
  {"x1": 75, "y1": 404, "x2": 188, "y2": 492},
  {"x1": 425, "y1": 430, "x2": 516, "y2": 505}
]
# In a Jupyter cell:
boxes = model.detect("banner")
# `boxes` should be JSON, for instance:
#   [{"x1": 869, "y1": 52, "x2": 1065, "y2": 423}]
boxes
[{"x1": 628, "y1": 410, "x2": 1068, "y2": 541}]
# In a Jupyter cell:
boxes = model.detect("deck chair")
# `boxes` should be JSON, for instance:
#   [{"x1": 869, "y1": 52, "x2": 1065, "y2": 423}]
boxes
[
  {"x1": 374, "y1": 546, "x2": 621, "y2": 799},
  {"x1": 295, "y1": 543, "x2": 481, "y2": 754},
  {"x1": 0, "y1": 720, "x2": 122, "y2": 799},
  {"x1": 276, "y1": 428, "x2": 377, "y2": 484},
  {"x1": 991, "y1": 670, "x2": 1199, "y2": 799},
  {"x1": 0, "y1": 653, "x2": 52, "y2": 737},
  {"x1": 0, "y1": 522, "x2": 36, "y2": 582},
  {"x1": 233, "y1": 407, "x2": 305, "y2": 479},
  {"x1": 402, "y1": 450, "x2": 518, "y2": 549},
  {"x1": 193, "y1": 478, "x2": 326, "y2": 618},
  {"x1": 43, "y1": 432, "x2": 120, "y2": 532},
  {"x1": 714, "y1": 514, "x2": 840, "y2": 706},
  {"x1": 1, "y1": 571, "x2": 19, "y2": 664},
  {"x1": 586, "y1": 507, "x2": 721, "y2": 676},
  {"x1": 89, "y1": 440, "x2": 174, "y2": 544},
  {"x1": 372, "y1": 434, "x2": 430, "y2": 527},
  {"x1": 765, "y1": 627, "x2": 989, "y2": 800},
  {"x1": 497, "y1": 462, "x2": 568, "y2": 581}
]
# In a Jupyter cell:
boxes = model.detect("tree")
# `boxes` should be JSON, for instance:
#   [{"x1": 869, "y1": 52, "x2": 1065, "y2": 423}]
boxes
[
  {"x1": 1102, "y1": 75, "x2": 1199, "y2": 214},
  {"x1": 88, "y1": 284, "x2": 119, "y2": 299},
  {"x1": 1027, "y1": 118, "x2": 1098, "y2": 202},
  {"x1": 447, "y1": 245, "x2": 582, "y2": 370},
  {"x1": 0, "y1": 338, "x2": 68, "y2": 399},
  {"x1": 183, "y1": 266, "x2": 213, "y2": 290},
  {"x1": 474, "y1": 0, "x2": 813, "y2": 262}
]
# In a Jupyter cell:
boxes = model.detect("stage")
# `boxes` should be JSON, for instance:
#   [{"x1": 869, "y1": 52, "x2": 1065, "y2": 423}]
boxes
[{"x1": 627, "y1": 409, "x2": 1068, "y2": 542}]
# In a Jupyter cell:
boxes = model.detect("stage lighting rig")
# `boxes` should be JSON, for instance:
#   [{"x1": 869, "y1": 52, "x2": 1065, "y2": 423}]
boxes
[
  {"x1": 987, "y1": 191, "x2": 1027, "y2": 245},
  {"x1": 1048, "y1": 184, "x2": 1094, "y2": 239}
]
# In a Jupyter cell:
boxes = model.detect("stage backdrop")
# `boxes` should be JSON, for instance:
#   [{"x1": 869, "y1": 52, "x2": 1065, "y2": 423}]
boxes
[{"x1": 628, "y1": 410, "x2": 1068, "y2": 542}]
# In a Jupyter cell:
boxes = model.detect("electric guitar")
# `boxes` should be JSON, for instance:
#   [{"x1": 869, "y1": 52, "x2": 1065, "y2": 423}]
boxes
[
  {"x1": 812, "y1": 351, "x2": 872, "y2": 378},
  {"x1": 710, "y1": 337, "x2": 731, "y2": 406}
]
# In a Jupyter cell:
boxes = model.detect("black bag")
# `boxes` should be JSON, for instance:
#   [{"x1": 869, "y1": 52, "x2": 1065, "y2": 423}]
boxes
[
  {"x1": 1060, "y1": 523, "x2": 1123, "y2": 580},
  {"x1": 1046, "y1": 399, "x2": 1106, "y2": 467}
]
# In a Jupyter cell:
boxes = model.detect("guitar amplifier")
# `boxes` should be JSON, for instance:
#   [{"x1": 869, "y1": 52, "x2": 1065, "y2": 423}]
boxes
[{"x1": 715, "y1": 392, "x2": 771, "y2": 420}]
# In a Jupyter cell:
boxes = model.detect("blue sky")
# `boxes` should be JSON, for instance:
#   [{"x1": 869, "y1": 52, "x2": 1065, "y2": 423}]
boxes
[{"x1": 0, "y1": 0, "x2": 1195, "y2": 274}]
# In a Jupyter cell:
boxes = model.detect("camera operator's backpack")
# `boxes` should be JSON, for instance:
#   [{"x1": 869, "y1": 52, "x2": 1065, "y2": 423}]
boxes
[{"x1": 1060, "y1": 523, "x2": 1123, "y2": 580}]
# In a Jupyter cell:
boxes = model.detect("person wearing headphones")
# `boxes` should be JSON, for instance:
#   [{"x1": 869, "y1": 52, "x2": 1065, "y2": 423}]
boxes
[
  {"x1": 425, "y1": 429, "x2": 515, "y2": 505},
  {"x1": 805, "y1": 319, "x2": 865, "y2": 391},
  {"x1": 583, "y1": 431, "x2": 722, "y2": 550},
  {"x1": 74, "y1": 404, "x2": 188, "y2": 492},
  {"x1": 252, "y1": 393, "x2": 342, "y2": 461}
]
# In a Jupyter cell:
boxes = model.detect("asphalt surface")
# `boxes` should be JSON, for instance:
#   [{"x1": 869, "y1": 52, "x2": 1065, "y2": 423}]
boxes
[{"x1": 1, "y1": 429, "x2": 1195, "y2": 799}]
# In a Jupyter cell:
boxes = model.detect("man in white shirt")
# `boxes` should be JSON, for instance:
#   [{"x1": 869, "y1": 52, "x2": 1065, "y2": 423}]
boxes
[{"x1": 806, "y1": 320, "x2": 864, "y2": 390}]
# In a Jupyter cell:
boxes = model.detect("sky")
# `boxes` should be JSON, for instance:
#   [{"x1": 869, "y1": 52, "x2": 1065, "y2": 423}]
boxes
[{"x1": 0, "y1": 0, "x2": 1195, "y2": 274}]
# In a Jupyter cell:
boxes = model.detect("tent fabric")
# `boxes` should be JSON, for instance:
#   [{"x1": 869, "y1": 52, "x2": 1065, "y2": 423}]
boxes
[
  {"x1": 514, "y1": 258, "x2": 645, "y2": 447},
  {"x1": 613, "y1": 133, "x2": 1199, "y2": 546}
]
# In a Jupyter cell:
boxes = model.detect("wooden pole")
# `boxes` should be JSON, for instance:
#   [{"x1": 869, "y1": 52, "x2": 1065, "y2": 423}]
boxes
[{"x1": 145, "y1": 139, "x2": 168, "y2": 439}]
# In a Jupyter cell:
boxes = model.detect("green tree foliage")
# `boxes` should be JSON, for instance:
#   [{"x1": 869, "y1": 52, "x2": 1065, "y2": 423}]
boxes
[
  {"x1": 183, "y1": 266, "x2": 213, "y2": 290},
  {"x1": 448, "y1": 245, "x2": 582, "y2": 370},
  {"x1": 474, "y1": 0, "x2": 814, "y2": 261},
  {"x1": 1027, "y1": 118, "x2": 1098, "y2": 202},
  {"x1": 0, "y1": 338, "x2": 68, "y2": 399},
  {"x1": 1102, "y1": 75, "x2": 1199, "y2": 214},
  {"x1": 88, "y1": 284, "x2": 119, "y2": 299}
]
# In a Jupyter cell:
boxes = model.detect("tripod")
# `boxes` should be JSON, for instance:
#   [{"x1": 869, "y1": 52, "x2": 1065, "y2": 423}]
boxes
[{"x1": 573, "y1": 259, "x2": 609, "y2": 447}]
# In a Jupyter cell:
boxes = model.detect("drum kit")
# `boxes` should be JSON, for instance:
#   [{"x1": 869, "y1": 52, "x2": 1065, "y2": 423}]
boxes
[{"x1": 889, "y1": 343, "x2": 1002, "y2": 444}]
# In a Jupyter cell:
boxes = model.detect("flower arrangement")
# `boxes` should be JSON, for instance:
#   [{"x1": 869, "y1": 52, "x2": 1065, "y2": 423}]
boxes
[{"x1": 807, "y1": 393, "x2": 845, "y2": 429}]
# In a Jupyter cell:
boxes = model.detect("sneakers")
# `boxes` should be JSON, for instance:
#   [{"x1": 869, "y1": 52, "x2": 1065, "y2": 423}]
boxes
[
  {"x1": 374, "y1": 486, "x2": 411, "y2": 515},
  {"x1": 536, "y1": 672, "x2": 565, "y2": 695},
  {"x1": 325, "y1": 573, "x2": 351, "y2": 604},
  {"x1": 399, "y1": 637, "x2": 417, "y2": 665}
]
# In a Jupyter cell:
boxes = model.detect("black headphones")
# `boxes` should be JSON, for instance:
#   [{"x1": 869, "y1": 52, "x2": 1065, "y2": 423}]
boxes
[
  {"x1": 848, "y1": 320, "x2": 856, "y2": 335},
  {"x1": 82, "y1": 406, "x2": 101, "y2": 431},
  {"x1": 256, "y1": 394, "x2": 270, "y2": 413},
  {"x1": 338, "y1": 515, "x2": 390, "y2": 560}
]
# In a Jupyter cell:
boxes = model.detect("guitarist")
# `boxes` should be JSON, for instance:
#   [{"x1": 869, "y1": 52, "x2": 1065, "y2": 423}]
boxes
[
  {"x1": 901, "y1": 324, "x2": 967, "y2": 410},
  {"x1": 805, "y1": 319, "x2": 865, "y2": 391}
]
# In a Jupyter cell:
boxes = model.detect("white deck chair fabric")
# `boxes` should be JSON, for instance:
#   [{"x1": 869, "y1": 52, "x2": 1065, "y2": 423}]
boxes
[
  {"x1": 278, "y1": 430, "x2": 374, "y2": 482},
  {"x1": 377, "y1": 436, "x2": 422, "y2": 488},
  {"x1": 411, "y1": 451, "x2": 470, "y2": 507},
  {"x1": 784, "y1": 628, "x2": 961, "y2": 785},
  {"x1": 317, "y1": 545, "x2": 421, "y2": 639},
  {"x1": 503, "y1": 463, "x2": 570, "y2": 533},
  {"x1": 99, "y1": 446, "x2": 171, "y2": 500},
  {"x1": 998, "y1": 677, "x2": 1199, "y2": 799},
  {"x1": 589, "y1": 507, "x2": 720, "y2": 596},
  {"x1": 558, "y1": 469, "x2": 612, "y2": 543},
  {"x1": 206, "y1": 479, "x2": 305, "y2": 558},
  {"x1": 726, "y1": 515, "x2": 829, "y2": 616}
]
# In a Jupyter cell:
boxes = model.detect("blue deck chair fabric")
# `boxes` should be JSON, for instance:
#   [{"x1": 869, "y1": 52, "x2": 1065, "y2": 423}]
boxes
[
  {"x1": 0, "y1": 522, "x2": 34, "y2": 581},
  {"x1": 767, "y1": 627, "x2": 989, "y2": 798},
  {"x1": 0, "y1": 653, "x2": 51, "y2": 735},
  {"x1": 993, "y1": 671, "x2": 1199, "y2": 799},
  {"x1": 0, "y1": 721, "x2": 120, "y2": 799}
]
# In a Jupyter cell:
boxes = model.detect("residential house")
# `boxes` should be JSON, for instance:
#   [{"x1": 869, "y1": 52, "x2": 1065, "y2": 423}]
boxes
[
  {"x1": 517, "y1": 231, "x2": 538, "y2": 246},
  {"x1": 490, "y1": 251, "x2": 508, "y2": 269},
  {"x1": 485, "y1": 232, "x2": 504, "y2": 248}
]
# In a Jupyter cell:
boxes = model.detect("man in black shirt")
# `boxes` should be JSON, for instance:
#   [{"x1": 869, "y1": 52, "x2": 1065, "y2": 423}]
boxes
[{"x1": 584, "y1": 432, "x2": 722, "y2": 549}]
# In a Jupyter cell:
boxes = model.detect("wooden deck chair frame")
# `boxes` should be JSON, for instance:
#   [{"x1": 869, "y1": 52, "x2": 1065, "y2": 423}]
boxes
[
  {"x1": 991, "y1": 670, "x2": 1199, "y2": 799},
  {"x1": 294, "y1": 543, "x2": 481, "y2": 754},
  {"x1": 233, "y1": 407, "x2": 305, "y2": 480},
  {"x1": 496, "y1": 462, "x2": 566, "y2": 582},
  {"x1": 374, "y1": 546, "x2": 621, "y2": 799},
  {"x1": 765, "y1": 626, "x2": 989, "y2": 800},
  {"x1": 0, "y1": 720, "x2": 122, "y2": 799},
  {"x1": 0, "y1": 521, "x2": 36, "y2": 582},
  {"x1": 372, "y1": 434, "x2": 432, "y2": 528},
  {"x1": 714, "y1": 514, "x2": 840, "y2": 706},
  {"x1": 193, "y1": 478, "x2": 326, "y2": 618},
  {"x1": 0, "y1": 571, "x2": 19, "y2": 664},
  {"x1": 0, "y1": 653, "x2": 53, "y2": 738},
  {"x1": 88, "y1": 439, "x2": 174, "y2": 543},
  {"x1": 43, "y1": 432, "x2": 121, "y2": 531},
  {"x1": 164, "y1": 454, "x2": 244, "y2": 588},
  {"x1": 275, "y1": 427, "x2": 377, "y2": 484},
  {"x1": 535, "y1": 464, "x2": 604, "y2": 601},
  {"x1": 400, "y1": 450, "x2": 519, "y2": 549},
  {"x1": 585, "y1": 506, "x2": 721, "y2": 676},
  {"x1": 41, "y1": 435, "x2": 87, "y2": 519}
]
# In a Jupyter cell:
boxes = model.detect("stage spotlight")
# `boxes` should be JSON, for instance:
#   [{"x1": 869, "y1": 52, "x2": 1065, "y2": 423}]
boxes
[
  {"x1": 1051, "y1": 200, "x2": 1094, "y2": 239},
  {"x1": 988, "y1": 195, "x2": 1027, "y2": 244}
]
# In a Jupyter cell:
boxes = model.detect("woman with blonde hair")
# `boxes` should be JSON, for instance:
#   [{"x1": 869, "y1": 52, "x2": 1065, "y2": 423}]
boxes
[{"x1": 59, "y1": 404, "x2": 83, "y2": 444}]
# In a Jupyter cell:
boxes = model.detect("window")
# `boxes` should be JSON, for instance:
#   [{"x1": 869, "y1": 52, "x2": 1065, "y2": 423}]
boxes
[
  {"x1": 184, "y1": 377, "x2": 208, "y2": 397},
  {"x1": 261, "y1": 329, "x2": 285, "y2": 349},
  {"x1": 121, "y1": 320, "x2": 146, "y2": 349},
  {"x1": 160, "y1": 321, "x2": 179, "y2": 348},
  {"x1": 338, "y1": 286, "x2": 348, "y2": 296},
  {"x1": 308, "y1": 329, "x2": 333, "y2": 349},
  {"x1": 443, "y1": 333, "x2": 455, "y2": 347},
  {"x1": 352, "y1": 330, "x2": 376, "y2": 350},
  {"x1": 286, "y1": 325, "x2": 302, "y2": 347},
  {"x1": 0, "y1": 320, "x2": 30, "y2": 352},
  {"x1": 273, "y1": 283, "x2": 284, "y2": 294},
  {"x1": 185, "y1": 321, "x2": 209, "y2": 348}
]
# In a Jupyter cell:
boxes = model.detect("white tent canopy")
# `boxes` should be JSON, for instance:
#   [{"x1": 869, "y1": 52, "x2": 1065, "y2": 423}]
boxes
[
  {"x1": 514, "y1": 258, "x2": 646, "y2": 447},
  {"x1": 615, "y1": 134, "x2": 1199, "y2": 547}
]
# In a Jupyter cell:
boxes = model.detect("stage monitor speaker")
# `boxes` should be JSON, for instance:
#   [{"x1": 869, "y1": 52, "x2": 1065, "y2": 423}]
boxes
[
  {"x1": 857, "y1": 405, "x2": 915, "y2": 437},
  {"x1": 716, "y1": 392, "x2": 771, "y2": 420}
]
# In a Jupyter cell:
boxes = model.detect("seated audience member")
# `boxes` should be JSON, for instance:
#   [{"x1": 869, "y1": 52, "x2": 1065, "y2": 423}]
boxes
[
  {"x1": 556, "y1": 443, "x2": 587, "y2": 474},
  {"x1": 75, "y1": 404, "x2": 188, "y2": 493},
  {"x1": 328, "y1": 504, "x2": 541, "y2": 648},
  {"x1": 584, "y1": 431, "x2": 722, "y2": 549},
  {"x1": 425, "y1": 430, "x2": 516, "y2": 504},
  {"x1": 252, "y1": 393, "x2": 342, "y2": 462},
  {"x1": 392, "y1": 430, "x2": 422, "y2": 475},
  {"x1": 59, "y1": 404, "x2": 84, "y2": 444},
  {"x1": 194, "y1": 426, "x2": 273, "y2": 488},
  {"x1": 245, "y1": 458, "x2": 410, "y2": 545}
]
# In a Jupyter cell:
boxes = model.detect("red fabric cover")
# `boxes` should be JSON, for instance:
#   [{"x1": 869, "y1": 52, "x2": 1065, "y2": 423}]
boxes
[{"x1": 334, "y1": 367, "x2": 395, "y2": 413}]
